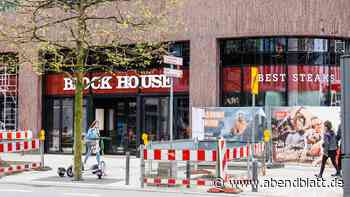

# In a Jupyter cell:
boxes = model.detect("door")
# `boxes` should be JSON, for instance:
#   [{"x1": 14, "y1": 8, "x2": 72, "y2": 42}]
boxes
[
  {"x1": 94, "y1": 97, "x2": 136, "y2": 154},
  {"x1": 142, "y1": 97, "x2": 169, "y2": 141}
]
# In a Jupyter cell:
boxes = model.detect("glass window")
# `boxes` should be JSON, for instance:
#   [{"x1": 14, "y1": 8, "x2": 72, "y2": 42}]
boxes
[
  {"x1": 221, "y1": 37, "x2": 347, "y2": 107},
  {"x1": 175, "y1": 97, "x2": 189, "y2": 139},
  {"x1": 222, "y1": 67, "x2": 241, "y2": 93},
  {"x1": 288, "y1": 38, "x2": 299, "y2": 51},
  {"x1": 314, "y1": 39, "x2": 328, "y2": 52},
  {"x1": 62, "y1": 99, "x2": 73, "y2": 153},
  {"x1": 224, "y1": 40, "x2": 242, "y2": 54},
  {"x1": 329, "y1": 66, "x2": 341, "y2": 106},
  {"x1": 95, "y1": 108, "x2": 105, "y2": 130},
  {"x1": 275, "y1": 38, "x2": 287, "y2": 53},
  {"x1": 244, "y1": 39, "x2": 257, "y2": 52},
  {"x1": 287, "y1": 65, "x2": 329, "y2": 106},
  {"x1": 48, "y1": 99, "x2": 60, "y2": 152},
  {"x1": 242, "y1": 65, "x2": 287, "y2": 106},
  {"x1": 298, "y1": 38, "x2": 314, "y2": 51},
  {"x1": 143, "y1": 97, "x2": 160, "y2": 141}
]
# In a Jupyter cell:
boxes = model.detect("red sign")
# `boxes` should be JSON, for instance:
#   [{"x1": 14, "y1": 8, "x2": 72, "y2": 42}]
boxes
[
  {"x1": 223, "y1": 65, "x2": 341, "y2": 93},
  {"x1": 45, "y1": 68, "x2": 189, "y2": 96}
]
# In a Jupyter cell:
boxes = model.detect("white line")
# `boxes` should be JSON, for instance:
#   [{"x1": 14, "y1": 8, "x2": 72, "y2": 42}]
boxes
[
  {"x1": 63, "y1": 193, "x2": 100, "y2": 197},
  {"x1": 0, "y1": 189, "x2": 33, "y2": 193}
]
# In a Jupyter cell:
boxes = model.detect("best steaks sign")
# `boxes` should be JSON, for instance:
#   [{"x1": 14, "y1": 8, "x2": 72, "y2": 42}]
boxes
[{"x1": 45, "y1": 69, "x2": 189, "y2": 95}]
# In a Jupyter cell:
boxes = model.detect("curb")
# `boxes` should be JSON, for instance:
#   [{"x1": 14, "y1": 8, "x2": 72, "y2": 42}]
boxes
[{"x1": 0, "y1": 180, "x2": 278, "y2": 197}]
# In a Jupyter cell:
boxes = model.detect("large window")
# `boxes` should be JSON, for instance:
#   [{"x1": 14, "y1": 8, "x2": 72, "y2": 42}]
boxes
[
  {"x1": 46, "y1": 98, "x2": 88, "y2": 153},
  {"x1": 142, "y1": 96, "x2": 189, "y2": 141},
  {"x1": 221, "y1": 37, "x2": 348, "y2": 107}
]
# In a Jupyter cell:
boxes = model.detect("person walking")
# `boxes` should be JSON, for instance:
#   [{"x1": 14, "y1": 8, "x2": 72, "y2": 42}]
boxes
[
  {"x1": 332, "y1": 124, "x2": 342, "y2": 177},
  {"x1": 84, "y1": 120, "x2": 101, "y2": 167},
  {"x1": 315, "y1": 121, "x2": 341, "y2": 178}
]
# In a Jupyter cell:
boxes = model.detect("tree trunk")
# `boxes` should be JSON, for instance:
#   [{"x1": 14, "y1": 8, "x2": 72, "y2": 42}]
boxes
[
  {"x1": 73, "y1": 71, "x2": 84, "y2": 181},
  {"x1": 73, "y1": 0, "x2": 86, "y2": 181}
]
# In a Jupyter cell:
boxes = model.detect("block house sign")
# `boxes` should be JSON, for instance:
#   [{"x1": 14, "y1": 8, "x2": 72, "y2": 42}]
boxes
[{"x1": 45, "y1": 69, "x2": 189, "y2": 95}]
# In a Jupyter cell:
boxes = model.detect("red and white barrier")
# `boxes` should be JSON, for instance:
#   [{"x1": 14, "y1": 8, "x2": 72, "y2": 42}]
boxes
[
  {"x1": 0, "y1": 130, "x2": 33, "y2": 141},
  {"x1": 0, "y1": 139, "x2": 39, "y2": 153},
  {"x1": 143, "y1": 149, "x2": 218, "y2": 161},
  {"x1": 0, "y1": 162, "x2": 40, "y2": 176},
  {"x1": 144, "y1": 177, "x2": 213, "y2": 186},
  {"x1": 143, "y1": 143, "x2": 264, "y2": 162},
  {"x1": 142, "y1": 141, "x2": 265, "y2": 188}
]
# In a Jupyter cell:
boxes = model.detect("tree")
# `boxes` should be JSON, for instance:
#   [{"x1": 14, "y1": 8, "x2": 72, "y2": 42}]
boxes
[{"x1": 0, "y1": 0, "x2": 182, "y2": 180}]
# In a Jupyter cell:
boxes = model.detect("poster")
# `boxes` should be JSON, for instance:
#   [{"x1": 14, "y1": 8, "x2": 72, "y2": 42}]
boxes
[
  {"x1": 192, "y1": 107, "x2": 266, "y2": 142},
  {"x1": 271, "y1": 106, "x2": 341, "y2": 164}
]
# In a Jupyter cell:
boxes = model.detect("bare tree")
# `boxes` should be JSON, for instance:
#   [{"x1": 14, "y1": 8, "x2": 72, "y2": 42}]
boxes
[{"x1": 0, "y1": 0, "x2": 182, "y2": 180}]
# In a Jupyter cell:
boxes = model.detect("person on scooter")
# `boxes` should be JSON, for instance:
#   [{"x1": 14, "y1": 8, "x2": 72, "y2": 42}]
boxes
[{"x1": 84, "y1": 120, "x2": 101, "y2": 168}]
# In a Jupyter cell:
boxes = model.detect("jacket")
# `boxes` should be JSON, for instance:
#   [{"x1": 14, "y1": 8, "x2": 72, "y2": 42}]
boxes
[
  {"x1": 85, "y1": 128, "x2": 99, "y2": 141},
  {"x1": 323, "y1": 129, "x2": 338, "y2": 154}
]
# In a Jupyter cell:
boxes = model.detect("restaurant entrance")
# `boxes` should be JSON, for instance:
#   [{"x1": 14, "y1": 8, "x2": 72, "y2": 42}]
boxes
[{"x1": 94, "y1": 97, "x2": 137, "y2": 154}]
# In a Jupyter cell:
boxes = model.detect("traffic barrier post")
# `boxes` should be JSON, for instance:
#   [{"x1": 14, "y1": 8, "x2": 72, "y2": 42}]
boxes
[
  {"x1": 140, "y1": 145, "x2": 145, "y2": 188},
  {"x1": 39, "y1": 129, "x2": 45, "y2": 168},
  {"x1": 125, "y1": 151, "x2": 130, "y2": 185}
]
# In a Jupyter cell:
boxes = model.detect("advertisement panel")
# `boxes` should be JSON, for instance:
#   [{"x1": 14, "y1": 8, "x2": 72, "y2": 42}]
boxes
[
  {"x1": 271, "y1": 106, "x2": 341, "y2": 164},
  {"x1": 192, "y1": 107, "x2": 266, "y2": 142}
]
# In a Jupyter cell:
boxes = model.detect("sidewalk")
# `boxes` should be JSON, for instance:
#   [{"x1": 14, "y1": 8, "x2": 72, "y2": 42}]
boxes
[{"x1": 0, "y1": 153, "x2": 344, "y2": 197}]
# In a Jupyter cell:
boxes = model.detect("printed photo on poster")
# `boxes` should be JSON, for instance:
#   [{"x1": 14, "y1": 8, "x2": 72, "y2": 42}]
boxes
[
  {"x1": 192, "y1": 107, "x2": 266, "y2": 142},
  {"x1": 271, "y1": 106, "x2": 340, "y2": 164}
]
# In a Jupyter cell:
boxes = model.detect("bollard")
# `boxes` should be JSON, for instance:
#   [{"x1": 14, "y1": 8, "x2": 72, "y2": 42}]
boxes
[
  {"x1": 186, "y1": 160, "x2": 191, "y2": 188},
  {"x1": 216, "y1": 140, "x2": 221, "y2": 179},
  {"x1": 252, "y1": 160, "x2": 258, "y2": 192},
  {"x1": 125, "y1": 151, "x2": 130, "y2": 185},
  {"x1": 39, "y1": 129, "x2": 45, "y2": 168},
  {"x1": 40, "y1": 140, "x2": 44, "y2": 168},
  {"x1": 140, "y1": 145, "x2": 145, "y2": 188},
  {"x1": 262, "y1": 142, "x2": 266, "y2": 176}
]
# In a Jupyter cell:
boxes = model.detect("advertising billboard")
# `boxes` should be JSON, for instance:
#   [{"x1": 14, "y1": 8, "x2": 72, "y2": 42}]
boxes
[
  {"x1": 192, "y1": 107, "x2": 266, "y2": 142},
  {"x1": 271, "y1": 106, "x2": 341, "y2": 164}
]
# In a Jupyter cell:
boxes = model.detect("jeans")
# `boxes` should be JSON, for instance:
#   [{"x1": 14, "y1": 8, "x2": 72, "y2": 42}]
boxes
[
  {"x1": 319, "y1": 150, "x2": 340, "y2": 176},
  {"x1": 84, "y1": 141, "x2": 101, "y2": 166}
]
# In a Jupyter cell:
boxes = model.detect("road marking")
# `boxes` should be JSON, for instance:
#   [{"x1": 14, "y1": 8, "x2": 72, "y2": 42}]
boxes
[
  {"x1": 0, "y1": 189, "x2": 33, "y2": 193},
  {"x1": 63, "y1": 193, "x2": 100, "y2": 197}
]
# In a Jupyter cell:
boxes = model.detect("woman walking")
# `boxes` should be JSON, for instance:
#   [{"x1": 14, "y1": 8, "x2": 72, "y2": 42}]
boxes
[
  {"x1": 84, "y1": 120, "x2": 101, "y2": 167},
  {"x1": 315, "y1": 121, "x2": 341, "y2": 178}
]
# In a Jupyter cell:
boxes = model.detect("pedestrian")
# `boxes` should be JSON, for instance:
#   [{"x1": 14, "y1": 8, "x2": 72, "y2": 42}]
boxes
[
  {"x1": 333, "y1": 124, "x2": 342, "y2": 177},
  {"x1": 315, "y1": 121, "x2": 341, "y2": 178},
  {"x1": 84, "y1": 120, "x2": 101, "y2": 167}
]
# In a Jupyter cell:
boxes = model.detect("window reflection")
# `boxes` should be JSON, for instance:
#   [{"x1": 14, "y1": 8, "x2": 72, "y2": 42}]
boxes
[{"x1": 221, "y1": 37, "x2": 348, "y2": 107}]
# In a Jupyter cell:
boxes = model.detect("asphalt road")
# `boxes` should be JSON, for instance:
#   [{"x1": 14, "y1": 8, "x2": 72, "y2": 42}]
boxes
[{"x1": 0, "y1": 183, "x2": 222, "y2": 197}]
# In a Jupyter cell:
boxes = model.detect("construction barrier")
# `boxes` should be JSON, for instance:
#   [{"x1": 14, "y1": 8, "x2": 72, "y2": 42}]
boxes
[
  {"x1": 0, "y1": 162, "x2": 40, "y2": 176},
  {"x1": 140, "y1": 139, "x2": 265, "y2": 188},
  {"x1": 0, "y1": 130, "x2": 33, "y2": 141},
  {"x1": 144, "y1": 177, "x2": 213, "y2": 186},
  {"x1": 0, "y1": 139, "x2": 39, "y2": 153},
  {"x1": 0, "y1": 130, "x2": 41, "y2": 177},
  {"x1": 143, "y1": 143, "x2": 264, "y2": 162}
]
